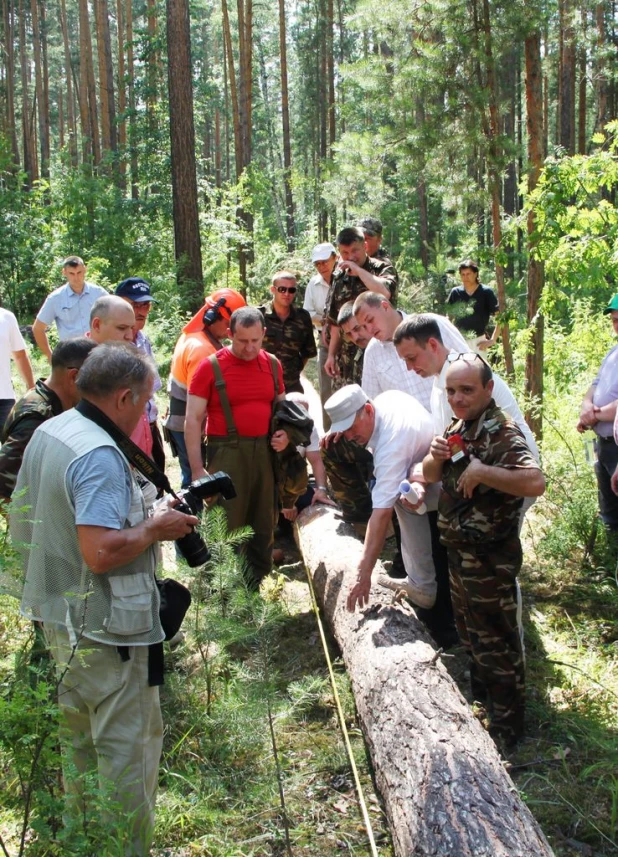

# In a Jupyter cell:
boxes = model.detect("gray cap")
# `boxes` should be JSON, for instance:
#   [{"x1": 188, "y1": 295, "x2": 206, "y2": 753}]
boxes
[
  {"x1": 358, "y1": 217, "x2": 383, "y2": 236},
  {"x1": 324, "y1": 384, "x2": 369, "y2": 433},
  {"x1": 311, "y1": 242, "x2": 337, "y2": 263}
]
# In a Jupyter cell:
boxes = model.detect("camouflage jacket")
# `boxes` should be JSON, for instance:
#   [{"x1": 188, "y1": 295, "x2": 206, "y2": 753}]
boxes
[
  {"x1": 258, "y1": 302, "x2": 317, "y2": 392},
  {"x1": 323, "y1": 255, "x2": 398, "y2": 327},
  {"x1": 438, "y1": 400, "x2": 539, "y2": 546},
  {"x1": 333, "y1": 341, "x2": 365, "y2": 390},
  {"x1": 0, "y1": 379, "x2": 63, "y2": 500}
]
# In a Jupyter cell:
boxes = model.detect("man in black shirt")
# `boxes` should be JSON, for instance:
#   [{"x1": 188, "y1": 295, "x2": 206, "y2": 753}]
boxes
[{"x1": 446, "y1": 259, "x2": 500, "y2": 351}]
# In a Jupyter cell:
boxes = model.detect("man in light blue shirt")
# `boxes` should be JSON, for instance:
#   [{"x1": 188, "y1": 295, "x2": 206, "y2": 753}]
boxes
[
  {"x1": 33, "y1": 256, "x2": 107, "y2": 362},
  {"x1": 577, "y1": 295, "x2": 618, "y2": 530}
]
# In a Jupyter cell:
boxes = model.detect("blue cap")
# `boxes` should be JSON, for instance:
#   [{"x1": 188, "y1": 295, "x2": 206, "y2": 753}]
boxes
[{"x1": 115, "y1": 277, "x2": 158, "y2": 303}]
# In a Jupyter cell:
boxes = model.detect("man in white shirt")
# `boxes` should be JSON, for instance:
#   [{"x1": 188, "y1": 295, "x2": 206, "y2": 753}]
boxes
[
  {"x1": 325, "y1": 385, "x2": 441, "y2": 619},
  {"x1": 353, "y1": 292, "x2": 468, "y2": 407},
  {"x1": 0, "y1": 307, "x2": 35, "y2": 430},
  {"x1": 33, "y1": 256, "x2": 107, "y2": 361},
  {"x1": 392, "y1": 314, "x2": 539, "y2": 458},
  {"x1": 304, "y1": 242, "x2": 338, "y2": 421}
]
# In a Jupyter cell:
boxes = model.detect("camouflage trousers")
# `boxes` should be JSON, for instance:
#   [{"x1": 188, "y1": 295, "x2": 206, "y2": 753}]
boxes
[
  {"x1": 321, "y1": 436, "x2": 373, "y2": 523},
  {"x1": 445, "y1": 536, "x2": 525, "y2": 743}
]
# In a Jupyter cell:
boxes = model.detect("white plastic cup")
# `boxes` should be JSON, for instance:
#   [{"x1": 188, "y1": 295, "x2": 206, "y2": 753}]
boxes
[{"x1": 399, "y1": 480, "x2": 427, "y2": 515}]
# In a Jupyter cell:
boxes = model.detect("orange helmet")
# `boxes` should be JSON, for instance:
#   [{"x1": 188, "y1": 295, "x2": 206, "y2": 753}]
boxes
[{"x1": 183, "y1": 288, "x2": 246, "y2": 333}]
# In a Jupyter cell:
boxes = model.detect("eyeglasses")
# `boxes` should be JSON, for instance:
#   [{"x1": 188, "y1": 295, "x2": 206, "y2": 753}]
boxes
[
  {"x1": 276, "y1": 286, "x2": 297, "y2": 294},
  {"x1": 447, "y1": 352, "x2": 489, "y2": 367}
]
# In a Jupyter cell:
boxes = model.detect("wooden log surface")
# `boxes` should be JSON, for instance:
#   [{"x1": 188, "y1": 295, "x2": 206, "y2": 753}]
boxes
[{"x1": 296, "y1": 504, "x2": 555, "y2": 857}]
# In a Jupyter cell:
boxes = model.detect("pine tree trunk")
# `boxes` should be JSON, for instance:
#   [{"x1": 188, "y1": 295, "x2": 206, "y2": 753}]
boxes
[
  {"x1": 558, "y1": 0, "x2": 576, "y2": 152},
  {"x1": 78, "y1": 0, "x2": 92, "y2": 163},
  {"x1": 524, "y1": 27, "x2": 545, "y2": 441},
  {"x1": 476, "y1": 0, "x2": 515, "y2": 377},
  {"x1": 78, "y1": 0, "x2": 100, "y2": 167},
  {"x1": 116, "y1": 0, "x2": 127, "y2": 190},
  {"x1": 146, "y1": 0, "x2": 158, "y2": 111},
  {"x1": 221, "y1": 0, "x2": 241, "y2": 180},
  {"x1": 94, "y1": 0, "x2": 117, "y2": 161},
  {"x1": 125, "y1": 0, "x2": 138, "y2": 197},
  {"x1": 577, "y1": 4, "x2": 587, "y2": 153},
  {"x1": 594, "y1": 2, "x2": 608, "y2": 134},
  {"x1": 166, "y1": 0, "x2": 203, "y2": 308},
  {"x1": 58, "y1": 87, "x2": 64, "y2": 149},
  {"x1": 30, "y1": 0, "x2": 50, "y2": 180},
  {"x1": 19, "y1": 0, "x2": 36, "y2": 186},
  {"x1": 59, "y1": 0, "x2": 78, "y2": 166},
  {"x1": 2, "y1": 0, "x2": 21, "y2": 169},
  {"x1": 278, "y1": 0, "x2": 295, "y2": 251}
]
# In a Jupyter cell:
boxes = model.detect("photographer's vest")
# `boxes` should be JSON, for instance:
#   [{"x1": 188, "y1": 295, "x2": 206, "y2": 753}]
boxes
[{"x1": 13, "y1": 409, "x2": 163, "y2": 647}]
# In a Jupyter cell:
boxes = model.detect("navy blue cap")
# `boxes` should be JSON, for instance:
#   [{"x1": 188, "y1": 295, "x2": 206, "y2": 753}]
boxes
[{"x1": 114, "y1": 277, "x2": 158, "y2": 303}]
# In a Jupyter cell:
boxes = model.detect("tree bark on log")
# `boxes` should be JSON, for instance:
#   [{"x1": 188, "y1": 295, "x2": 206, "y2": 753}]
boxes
[{"x1": 296, "y1": 504, "x2": 554, "y2": 857}]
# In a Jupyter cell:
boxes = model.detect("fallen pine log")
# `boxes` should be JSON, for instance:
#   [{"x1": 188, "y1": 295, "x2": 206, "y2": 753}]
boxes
[{"x1": 295, "y1": 504, "x2": 554, "y2": 857}]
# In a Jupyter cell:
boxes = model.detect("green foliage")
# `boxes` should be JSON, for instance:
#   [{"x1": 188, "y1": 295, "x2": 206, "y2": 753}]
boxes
[{"x1": 522, "y1": 122, "x2": 618, "y2": 316}]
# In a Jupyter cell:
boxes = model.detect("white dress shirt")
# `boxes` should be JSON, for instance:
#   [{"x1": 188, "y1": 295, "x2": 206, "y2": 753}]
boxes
[{"x1": 361, "y1": 312, "x2": 468, "y2": 410}]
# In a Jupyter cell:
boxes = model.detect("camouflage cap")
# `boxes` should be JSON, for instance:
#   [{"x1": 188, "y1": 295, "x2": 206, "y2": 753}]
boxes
[{"x1": 358, "y1": 217, "x2": 383, "y2": 236}]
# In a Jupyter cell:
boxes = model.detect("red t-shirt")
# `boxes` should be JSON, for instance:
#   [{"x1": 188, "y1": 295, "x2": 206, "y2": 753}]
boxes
[{"x1": 189, "y1": 347, "x2": 284, "y2": 437}]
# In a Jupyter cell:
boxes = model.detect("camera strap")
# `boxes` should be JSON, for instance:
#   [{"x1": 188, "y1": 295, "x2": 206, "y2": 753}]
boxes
[{"x1": 76, "y1": 399, "x2": 177, "y2": 499}]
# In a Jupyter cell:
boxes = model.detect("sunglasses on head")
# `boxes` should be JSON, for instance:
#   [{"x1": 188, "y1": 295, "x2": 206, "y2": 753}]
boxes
[
  {"x1": 276, "y1": 286, "x2": 297, "y2": 294},
  {"x1": 447, "y1": 351, "x2": 490, "y2": 368}
]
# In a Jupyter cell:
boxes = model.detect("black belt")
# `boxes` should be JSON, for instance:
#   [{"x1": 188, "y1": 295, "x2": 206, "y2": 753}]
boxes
[{"x1": 596, "y1": 435, "x2": 617, "y2": 443}]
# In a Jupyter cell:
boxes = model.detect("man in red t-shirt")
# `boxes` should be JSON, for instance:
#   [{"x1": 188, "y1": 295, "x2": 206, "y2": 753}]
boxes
[{"x1": 185, "y1": 307, "x2": 287, "y2": 588}]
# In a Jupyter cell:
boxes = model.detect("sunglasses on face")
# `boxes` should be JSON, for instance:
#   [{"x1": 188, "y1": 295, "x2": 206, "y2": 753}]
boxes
[{"x1": 276, "y1": 286, "x2": 297, "y2": 294}]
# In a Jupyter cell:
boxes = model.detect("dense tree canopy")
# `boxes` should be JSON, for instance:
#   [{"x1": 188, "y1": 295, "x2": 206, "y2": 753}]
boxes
[{"x1": 0, "y1": 0, "x2": 617, "y2": 421}]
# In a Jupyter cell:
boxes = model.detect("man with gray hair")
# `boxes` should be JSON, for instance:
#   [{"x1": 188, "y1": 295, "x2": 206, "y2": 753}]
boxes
[{"x1": 10, "y1": 343, "x2": 198, "y2": 855}]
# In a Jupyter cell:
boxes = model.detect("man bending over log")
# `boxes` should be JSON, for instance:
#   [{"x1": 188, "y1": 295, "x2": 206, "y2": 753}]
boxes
[
  {"x1": 422, "y1": 354, "x2": 545, "y2": 746},
  {"x1": 325, "y1": 385, "x2": 445, "y2": 625}
]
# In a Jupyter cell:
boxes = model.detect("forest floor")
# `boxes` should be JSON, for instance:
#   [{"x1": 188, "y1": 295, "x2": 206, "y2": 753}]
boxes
[{"x1": 1, "y1": 367, "x2": 617, "y2": 857}]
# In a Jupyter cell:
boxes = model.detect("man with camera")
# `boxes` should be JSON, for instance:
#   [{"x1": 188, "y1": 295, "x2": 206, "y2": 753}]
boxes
[
  {"x1": 185, "y1": 306, "x2": 287, "y2": 589},
  {"x1": 10, "y1": 343, "x2": 198, "y2": 855}
]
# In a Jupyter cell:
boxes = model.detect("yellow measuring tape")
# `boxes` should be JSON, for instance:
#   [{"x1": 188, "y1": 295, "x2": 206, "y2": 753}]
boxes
[{"x1": 303, "y1": 562, "x2": 381, "y2": 857}]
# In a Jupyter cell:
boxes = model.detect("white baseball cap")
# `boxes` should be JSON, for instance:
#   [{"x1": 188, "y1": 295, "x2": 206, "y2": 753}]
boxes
[
  {"x1": 325, "y1": 384, "x2": 369, "y2": 433},
  {"x1": 311, "y1": 242, "x2": 336, "y2": 263}
]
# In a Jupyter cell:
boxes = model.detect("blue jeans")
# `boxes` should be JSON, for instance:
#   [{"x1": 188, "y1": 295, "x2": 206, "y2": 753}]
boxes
[{"x1": 168, "y1": 429, "x2": 192, "y2": 490}]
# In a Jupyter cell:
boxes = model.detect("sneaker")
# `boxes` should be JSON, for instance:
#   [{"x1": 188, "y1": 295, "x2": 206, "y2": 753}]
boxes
[{"x1": 377, "y1": 574, "x2": 436, "y2": 609}]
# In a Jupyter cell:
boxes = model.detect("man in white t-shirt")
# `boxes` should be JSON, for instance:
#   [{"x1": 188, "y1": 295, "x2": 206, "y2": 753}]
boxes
[
  {"x1": 0, "y1": 307, "x2": 35, "y2": 430},
  {"x1": 325, "y1": 385, "x2": 440, "y2": 619},
  {"x1": 392, "y1": 314, "x2": 539, "y2": 458},
  {"x1": 353, "y1": 292, "x2": 468, "y2": 407}
]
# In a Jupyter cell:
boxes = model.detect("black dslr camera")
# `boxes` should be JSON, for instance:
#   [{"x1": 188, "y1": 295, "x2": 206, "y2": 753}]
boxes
[{"x1": 175, "y1": 471, "x2": 236, "y2": 567}]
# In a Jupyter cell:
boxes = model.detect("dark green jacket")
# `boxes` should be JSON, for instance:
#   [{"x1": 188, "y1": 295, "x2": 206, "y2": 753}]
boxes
[
  {"x1": 258, "y1": 302, "x2": 317, "y2": 393},
  {"x1": 0, "y1": 380, "x2": 64, "y2": 500}
]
